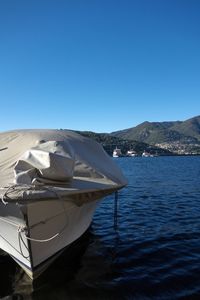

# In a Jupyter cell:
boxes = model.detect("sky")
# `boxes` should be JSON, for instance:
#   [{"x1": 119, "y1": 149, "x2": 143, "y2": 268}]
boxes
[{"x1": 0, "y1": 0, "x2": 200, "y2": 133}]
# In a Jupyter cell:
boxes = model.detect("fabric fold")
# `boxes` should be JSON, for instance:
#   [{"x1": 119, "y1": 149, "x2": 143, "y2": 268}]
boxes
[{"x1": 14, "y1": 140, "x2": 75, "y2": 185}]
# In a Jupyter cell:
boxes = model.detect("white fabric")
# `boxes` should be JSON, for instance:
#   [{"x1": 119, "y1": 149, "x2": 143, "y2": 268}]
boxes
[
  {"x1": 14, "y1": 141, "x2": 75, "y2": 185},
  {"x1": 0, "y1": 129, "x2": 127, "y2": 201}
]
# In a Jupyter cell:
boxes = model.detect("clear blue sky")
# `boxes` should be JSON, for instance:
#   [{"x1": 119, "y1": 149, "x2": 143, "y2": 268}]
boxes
[{"x1": 0, "y1": 0, "x2": 199, "y2": 133}]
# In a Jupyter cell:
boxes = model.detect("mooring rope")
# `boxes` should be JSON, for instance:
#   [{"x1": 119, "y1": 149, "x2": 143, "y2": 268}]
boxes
[
  {"x1": 114, "y1": 190, "x2": 118, "y2": 231},
  {"x1": 0, "y1": 232, "x2": 30, "y2": 260},
  {"x1": 0, "y1": 184, "x2": 35, "y2": 205},
  {"x1": 0, "y1": 184, "x2": 69, "y2": 243},
  {"x1": 18, "y1": 225, "x2": 61, "y2": 243}
]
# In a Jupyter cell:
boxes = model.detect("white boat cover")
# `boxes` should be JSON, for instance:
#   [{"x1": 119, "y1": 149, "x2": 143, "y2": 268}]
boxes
[{"x1": 0, "y1": 130, "x2": 127, "y2": 203}]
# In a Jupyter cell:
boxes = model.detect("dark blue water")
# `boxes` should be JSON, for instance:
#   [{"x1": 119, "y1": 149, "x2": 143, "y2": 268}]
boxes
[{"x1": 1, "y1": 156, "x2": 200, "y2": 299}]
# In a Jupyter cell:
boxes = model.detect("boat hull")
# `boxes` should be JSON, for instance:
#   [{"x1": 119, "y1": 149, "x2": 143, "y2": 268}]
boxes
[{"x1": 0, "y1": 197, "x2": 99, "y2": 279}]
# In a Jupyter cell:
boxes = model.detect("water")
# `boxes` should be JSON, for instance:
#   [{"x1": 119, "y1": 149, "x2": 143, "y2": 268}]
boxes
[{"x1": 1, "y1": 156, "x2": 200, "y2": 299}]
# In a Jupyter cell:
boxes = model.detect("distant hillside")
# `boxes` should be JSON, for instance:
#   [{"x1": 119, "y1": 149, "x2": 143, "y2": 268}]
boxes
[
  {"x1": 75, "y1": 130, "x2": 172, "y2": 156},
  {"x1": 111, "y1": 116, "x2": 200, "y2": 144},
  {"x1": 171, "y1": 116, "x2": 200, "y2": 141}
]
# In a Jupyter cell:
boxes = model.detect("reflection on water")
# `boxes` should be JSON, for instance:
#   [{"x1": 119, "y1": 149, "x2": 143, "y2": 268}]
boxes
[{"x1": 0, "y1": 229, "x2": 122, "y2": 300}]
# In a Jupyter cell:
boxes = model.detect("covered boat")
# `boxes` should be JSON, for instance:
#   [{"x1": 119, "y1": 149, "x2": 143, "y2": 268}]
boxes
[{"x1": 0, "y1": 129, "x2": 127, "y2": 279}]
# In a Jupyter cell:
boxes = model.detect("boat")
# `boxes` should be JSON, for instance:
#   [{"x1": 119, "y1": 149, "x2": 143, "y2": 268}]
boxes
[
  {"x1": 142, "y1": 150, "x2": 154, "y2": 157},
  {"x1": 0, "y1": 129, "x2": 127, "y2": 279},
  {"x1": 126, "y1": 149, "x2": 137, "y2": 157},
  {"x1": 112, "y1": 147, "x2": 122, "y2": 157}
]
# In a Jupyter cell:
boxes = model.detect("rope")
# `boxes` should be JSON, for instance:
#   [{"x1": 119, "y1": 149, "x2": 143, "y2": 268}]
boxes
[
  {"x1": 22, "y1": 185, "x2": 70, "y2": 242},
  {"x1": 17, "y1": 225, "x2": 60, "y2": 243},
  {"x1": 0, "y1": 183, "x2": 70, "y2": 263},
  {"x1": 110, "y1": 190, "x2": 121, "y2": 266},
  {"x1": 0, "y1": 184, "x2": 69, "y2": 243},
  {"x1": 0, "y1": 217, "x2": 30, "y2": 258},
  {"x1": 0, "y1": 232, "x2": 30, "y2": 260},
  {"x1": 18, "y1": 229, "x2": 30, "y2": 259},
  {"x1": 0, "y1": 209, "x2": 68, "y2": 244},
  {"x1": 0, "y1": 184, "x2": 33, "y2": 205},
  {"x1": 114, "y1": 191, "x2": 118, "y2": 231},
  {"x1": 0, "y1": 186, "x2": 10, "y2": 205},
  {"x1": 0, "y1": 183, "x2": 68, "y2": 204},
  {"x1": 23, "y1": 232, "x2": 59, "y2": 243}
]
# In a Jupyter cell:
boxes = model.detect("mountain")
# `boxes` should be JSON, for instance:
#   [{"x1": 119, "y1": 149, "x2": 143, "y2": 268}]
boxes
[
  {"x1": 71, "y1": 116, "x2": 200, "y2": 156},
  {"x1": 75, "y1": 131, "x2": 172, "y2": 156},
  {"x1": 112, "y1": 116, "x2": 200, "y2": 144},
  {"x1": 170, "y1": 116, "x2": 200, "y2": 141},
  {"x1": 111, "y1": 116, "x2": 200, "y2": 154}
]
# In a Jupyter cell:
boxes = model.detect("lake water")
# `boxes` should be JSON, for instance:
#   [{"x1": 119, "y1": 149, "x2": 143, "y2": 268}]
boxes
[{"x1": 1, "y1": 156, "x2": 200, "y2": 299}]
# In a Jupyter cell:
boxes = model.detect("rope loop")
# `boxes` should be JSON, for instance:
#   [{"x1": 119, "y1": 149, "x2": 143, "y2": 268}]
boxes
[
  {"x1": 17, "y1": 225, "x2": 26, "y2": 233},
  {"x1": 0, "y1": 184, "x2": 69, "y2": 243}
]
